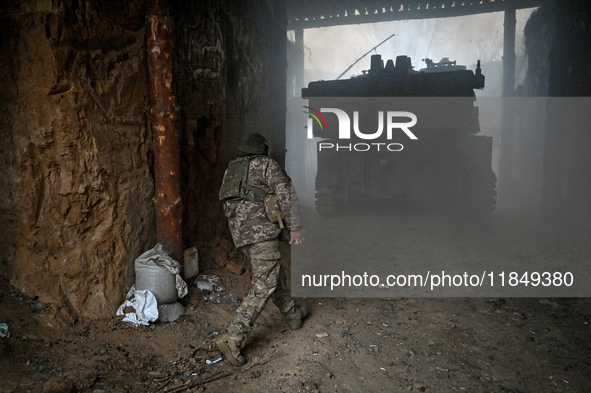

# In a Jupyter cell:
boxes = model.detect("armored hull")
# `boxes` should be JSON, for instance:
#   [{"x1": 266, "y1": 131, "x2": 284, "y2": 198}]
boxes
[{"x1": 302, "y1": 55, "x2": 496, "y2": 216}]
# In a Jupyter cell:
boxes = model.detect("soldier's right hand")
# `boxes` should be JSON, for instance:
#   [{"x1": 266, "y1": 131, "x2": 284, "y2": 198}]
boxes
[{"x1": 289, "y1": 229, "x2": 305, "y2": 245}]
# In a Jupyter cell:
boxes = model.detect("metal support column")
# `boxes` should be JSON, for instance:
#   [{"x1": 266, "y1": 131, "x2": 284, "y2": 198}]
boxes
[
  {"x1": 499, "y1": 7, "x2": 517, "y2": 198},
  {"x1": 294, "y1": 27, "x2": 305, "y2": 96}
]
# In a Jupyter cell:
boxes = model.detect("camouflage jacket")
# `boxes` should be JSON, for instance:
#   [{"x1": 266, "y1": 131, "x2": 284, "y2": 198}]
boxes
[{"x1": 222, "y1": 155, "x2": 303, "y2": 248}]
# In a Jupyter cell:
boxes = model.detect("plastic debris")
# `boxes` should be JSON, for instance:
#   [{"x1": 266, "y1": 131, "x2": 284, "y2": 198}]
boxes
[
  {"x1": 315, "y1": 332, "x2": 328, "y2": 338},
  {"x1": 196, "y1": 275, "x2": 224, "y2": 292},
  {"x1": 206, "y1": 291, "x2": 237, "y2": 304},
  {"x1": 206, "y1": 357, "x2": 223, "y2": 365},
  {"x1": 0, "y1": 323, "x2": 9, "y2": 338},
  {"x1": 183, "y1": 247, "x2": 199, "y2": 279}
]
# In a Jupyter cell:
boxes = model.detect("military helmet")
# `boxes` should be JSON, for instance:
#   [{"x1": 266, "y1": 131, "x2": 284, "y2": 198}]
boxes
[{"x1": 237, "y1": 133, "x2": 268, "y2": 155}]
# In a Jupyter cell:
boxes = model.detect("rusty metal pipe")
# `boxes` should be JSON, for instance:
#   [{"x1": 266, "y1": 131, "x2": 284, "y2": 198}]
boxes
[{"x1": 146, "y1": 0, "x2": 183, "y2": 262}]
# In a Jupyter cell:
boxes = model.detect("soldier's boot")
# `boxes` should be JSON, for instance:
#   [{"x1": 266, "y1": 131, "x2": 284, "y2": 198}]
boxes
[
  {"x1": 215, "y1": 333, "x2": 245, "y2": 366},
  {"x1": 286, "y1": 303, "x2": 308, "y2": 330}
]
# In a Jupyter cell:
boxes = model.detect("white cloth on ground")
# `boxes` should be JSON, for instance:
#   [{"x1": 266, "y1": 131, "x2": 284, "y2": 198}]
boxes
[{"x1": 116, "y1": 285, "x2": 159, "y2": 326}]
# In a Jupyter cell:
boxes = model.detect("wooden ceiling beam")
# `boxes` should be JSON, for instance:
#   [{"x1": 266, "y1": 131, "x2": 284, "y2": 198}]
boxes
[{"x1": 288, "y1": 0, "x2": 547, "y2": 29}]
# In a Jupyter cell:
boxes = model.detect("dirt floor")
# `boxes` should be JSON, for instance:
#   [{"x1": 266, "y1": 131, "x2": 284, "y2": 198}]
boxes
[{"x1": 1, "y1": 205, "x2": 591, "y2": 393}]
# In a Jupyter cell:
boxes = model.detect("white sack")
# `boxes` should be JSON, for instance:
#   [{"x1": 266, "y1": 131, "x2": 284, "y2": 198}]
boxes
[{"x1": 135, "y1": 244, "x2": 188, "y2": 304}]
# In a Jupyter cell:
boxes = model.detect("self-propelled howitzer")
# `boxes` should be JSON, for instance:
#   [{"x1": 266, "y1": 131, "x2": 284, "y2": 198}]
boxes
[{"x1": 302, "y1": 54, "x2": 496, "y2": 216}]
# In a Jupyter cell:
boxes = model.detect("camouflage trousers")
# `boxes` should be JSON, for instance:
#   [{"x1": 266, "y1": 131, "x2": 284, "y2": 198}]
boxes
[{"x1": 226, "y1": 238, "x2": 297, "y2": 346}]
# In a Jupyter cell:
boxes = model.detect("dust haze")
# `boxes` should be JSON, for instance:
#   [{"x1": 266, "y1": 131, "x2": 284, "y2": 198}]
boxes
[
  {"x1": 287, "y1": 8, "x2": 541, "y2": 213},
  {"x1": 285, "y1": 8, "x2": 589, "y2": 299}
]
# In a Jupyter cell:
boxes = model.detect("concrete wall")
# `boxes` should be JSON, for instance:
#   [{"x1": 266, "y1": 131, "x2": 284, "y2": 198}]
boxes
[
  {"x1": 538, "y1": 1, "x2": 591, "y2": 240},
  {"x1": 171, "y1": 0, "x2": 287, "y2": 246}
]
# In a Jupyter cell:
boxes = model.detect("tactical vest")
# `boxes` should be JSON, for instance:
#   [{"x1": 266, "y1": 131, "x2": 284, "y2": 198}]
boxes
[{"x1": 218, "y1": 156, "x2": 268, "y2": 204}]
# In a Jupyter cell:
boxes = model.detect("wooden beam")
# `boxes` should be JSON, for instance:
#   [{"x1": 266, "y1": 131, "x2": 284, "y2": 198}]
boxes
[{"x1": 146, "y1": 0, "x2": 183, "y2": 262}]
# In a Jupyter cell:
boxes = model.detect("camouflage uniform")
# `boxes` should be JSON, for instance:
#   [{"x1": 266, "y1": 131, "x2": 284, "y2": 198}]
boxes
[
  {"x1": 220, "y1": 147, "x2": 305, "y2": 358},
  {"x1": 223, "y1": 155, "x2": 302, "y2": 247},
  {"x1": 226, "y1": 238, "x2": 298, "y2": 344}
]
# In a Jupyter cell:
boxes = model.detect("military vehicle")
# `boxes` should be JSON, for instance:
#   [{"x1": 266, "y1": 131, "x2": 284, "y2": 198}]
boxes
[{"x1": 301, "y1": 54, "x2": 496, "y2": 216}]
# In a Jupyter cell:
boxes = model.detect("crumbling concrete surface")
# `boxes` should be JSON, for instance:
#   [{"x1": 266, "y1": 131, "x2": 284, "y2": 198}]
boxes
[{"x1": 0, "y1": 0, "x2": 155, "y2": 319}]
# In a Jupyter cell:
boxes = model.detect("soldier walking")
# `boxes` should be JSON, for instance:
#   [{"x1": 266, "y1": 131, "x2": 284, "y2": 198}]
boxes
[{"x1": 216, "y1": 133, "x2": 307, "y2": 366}]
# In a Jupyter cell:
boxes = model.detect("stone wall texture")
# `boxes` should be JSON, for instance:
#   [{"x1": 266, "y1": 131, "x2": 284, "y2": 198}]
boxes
[{"x1": 0, "y1": 0, "x2": 156, "y2": 319}]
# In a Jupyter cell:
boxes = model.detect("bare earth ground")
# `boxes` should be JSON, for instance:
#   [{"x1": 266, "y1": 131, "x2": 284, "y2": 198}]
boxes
[{"x1": 1, "y1": 205, "x2": 591, "y2": 393}]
